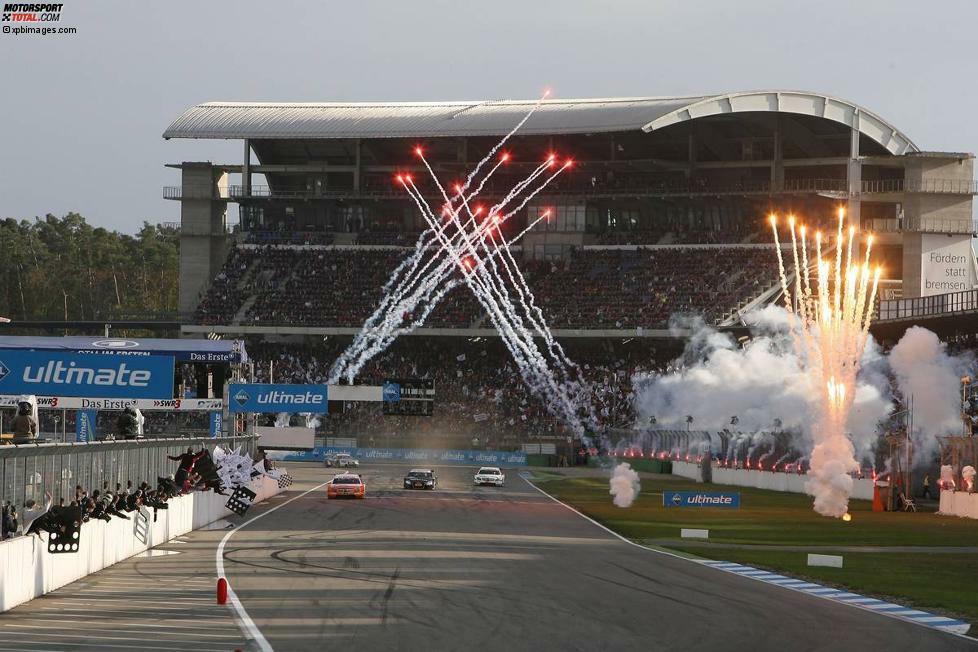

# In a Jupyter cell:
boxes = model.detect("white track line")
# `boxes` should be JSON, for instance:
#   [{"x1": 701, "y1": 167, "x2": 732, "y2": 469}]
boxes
[
  {"x1": 216, "y1": 481, "x2": 329, "y2": 652},
  {"x1": 520, "y1": 474, "x2": 978, "y2": 643}
]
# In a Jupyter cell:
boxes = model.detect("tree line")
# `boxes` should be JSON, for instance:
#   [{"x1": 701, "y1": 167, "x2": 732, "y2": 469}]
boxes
[{"x1": 0, "y1": 214, "x2": 179, "y2": 322}]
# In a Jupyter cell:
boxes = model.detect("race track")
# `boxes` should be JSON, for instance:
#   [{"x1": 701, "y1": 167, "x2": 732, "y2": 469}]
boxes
[{"x1": 220, "y1": 463, "x2": 977, "y2": 651}]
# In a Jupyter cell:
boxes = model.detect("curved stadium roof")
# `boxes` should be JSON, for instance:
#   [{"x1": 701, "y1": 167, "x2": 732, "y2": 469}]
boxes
[{"x1": 163, "y1": 90, "x2": 918, "y2": 155}]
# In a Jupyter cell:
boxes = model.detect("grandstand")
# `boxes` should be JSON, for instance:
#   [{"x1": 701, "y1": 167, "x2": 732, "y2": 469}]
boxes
[
  {"x1": 164, "y1": 90, "x2": 976, "y2": 337},
  {"x1": 158, "y1": 91, "x2": 977, "y2": 445}
]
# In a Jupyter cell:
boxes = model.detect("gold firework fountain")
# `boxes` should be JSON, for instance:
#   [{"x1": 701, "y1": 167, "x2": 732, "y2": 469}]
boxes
[{"x1": 770, "y1": 209, "x2": 881, "y2": 518}]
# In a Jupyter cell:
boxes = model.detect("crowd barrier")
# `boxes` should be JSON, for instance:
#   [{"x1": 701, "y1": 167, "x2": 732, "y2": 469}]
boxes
[
  {"x1": 671, "y1": 461, "x2": 875, "y2": 501},
  {"x1": 939, "y1": 490, "x2": 978, "y2": 519},
  {"x1": 0, "y1": 475, "x2": 282, "y2": 613},
  {"x1": 273, "y1": 446, "x2": 527, "y2": 467}
]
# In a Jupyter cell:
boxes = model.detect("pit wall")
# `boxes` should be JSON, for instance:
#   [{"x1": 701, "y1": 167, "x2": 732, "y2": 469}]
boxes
[
  {"x1": 671, "y1": 461, "x2": 875, "y2": 501},
  {"x1": 0, "y1": 476, "x2": 282, "y2": 613},
  {"x1": 939, "y1": 490, "x2": 978, "y2": 519}
]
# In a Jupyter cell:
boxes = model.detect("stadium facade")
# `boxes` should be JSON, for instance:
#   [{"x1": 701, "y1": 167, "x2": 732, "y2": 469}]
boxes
[{"x1": 163, "y1": 91, "x2": 977, "y2": 336}]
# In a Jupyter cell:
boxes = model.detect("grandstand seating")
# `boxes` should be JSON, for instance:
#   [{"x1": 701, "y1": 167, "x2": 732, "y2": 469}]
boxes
[{"x1": 195, "y1": 244, "x2": 779, "y2": 329}]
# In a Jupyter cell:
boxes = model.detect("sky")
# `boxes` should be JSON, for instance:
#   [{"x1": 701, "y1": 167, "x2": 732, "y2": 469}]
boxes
[{"x1": 1, "y1": 0, "x2": 976, "y2": 233}]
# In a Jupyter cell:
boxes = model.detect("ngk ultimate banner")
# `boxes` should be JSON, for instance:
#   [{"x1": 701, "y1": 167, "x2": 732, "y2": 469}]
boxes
[
  {"x1": 0, "y1": 350, "x2": 174, "y2": 399},
  {"x1": 228, "y1": 383, "x2": 328, "y2": 413}
]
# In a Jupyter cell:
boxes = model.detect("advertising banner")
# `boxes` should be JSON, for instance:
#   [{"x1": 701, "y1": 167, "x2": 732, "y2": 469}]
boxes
[
  {"x1": 920, "y1": 233, "x2": 978, "y2": 297},
  {"x1": 228, "y1": 384, "x2": 328, "y2": 414},
  {"x1": 0, "y1": 395, "x2": 222, "y2": 412},
  {"x1": 75, "y1": 409, "x2": 98, "y2": 442},
  {"x1": 209, "y1": 411, "x2": 223, "y2": 438},
  {"x1": 663, "y1": 491, "x2": 741, "y2": 508},
  {"x1": 0, "y1": 350, "x2": 174, "y2": 399}
]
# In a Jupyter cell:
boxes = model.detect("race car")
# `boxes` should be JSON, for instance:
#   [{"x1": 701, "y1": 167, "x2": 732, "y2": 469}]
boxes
[
  {"x1": 403, "y1": 469, "x2": 437, "y2": 490},
  {"x1": 327, "y1": 473, "x2": 365, "y2": 499},
  {"x1": 325, "y1": 452, "x2": 360, "y2": 469},
  {"x1": 473, "y1": 466, "x2": 505, "y2": 487}
]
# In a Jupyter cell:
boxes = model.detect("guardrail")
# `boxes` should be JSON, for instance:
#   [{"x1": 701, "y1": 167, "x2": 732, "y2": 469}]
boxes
[
  {"x1": 0, "y1": 435, "x2": 254, "y2": 510},
  {"x1": 864, "y1": 217, "x2": 975, "y2": 234},
  {"x1": 877, "y1": 289, "x2": 978, "y2": 322},
  {"x1": 861, "y1": 178, "x2": 978, "y2": 195}
]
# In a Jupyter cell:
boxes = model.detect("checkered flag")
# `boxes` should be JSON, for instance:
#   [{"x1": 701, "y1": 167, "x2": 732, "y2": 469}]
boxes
[
  {"x1": 277, "y1": 473, "x2": 293, "y2": 489},
  {"x1": 226, "y1": 486, "x2": 257, "y2": 516},
  {"x1": 48, "y1": 505, "x2": 82, "y2": 554}
]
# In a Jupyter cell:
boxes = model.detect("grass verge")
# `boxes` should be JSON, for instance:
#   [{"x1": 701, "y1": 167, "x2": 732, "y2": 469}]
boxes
[{"x1": 534, "y1": 474, "x2": 978, "y2": 627}]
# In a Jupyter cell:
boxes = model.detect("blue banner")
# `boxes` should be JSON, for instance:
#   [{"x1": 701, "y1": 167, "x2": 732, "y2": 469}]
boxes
[
  {"x1": 228, "y1": 383, "x2": 328, "y2": 414},
  {"x1": 75, "y1": 409, "x2": 97, "y2": 442},
  {"x1": 277, "y1": 446, "x2": 527, "y2": 467},
  {"x1": 209, "y1": 411, "x2": 223, "y2": 438},
  {"x1": 663, "y1": 491, "x2": 741, "y2": 508},
  {"x1": 382, "y1": 381, "x2": 401, "y2": 402},
  {"x1": 0, "y1": 350, "x2": 174, "y2": 399}
]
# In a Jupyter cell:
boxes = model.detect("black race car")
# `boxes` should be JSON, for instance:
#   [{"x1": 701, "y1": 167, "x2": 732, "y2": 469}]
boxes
[{"x1": 403, "y1": 469, "x2": 437, "y2": 490}]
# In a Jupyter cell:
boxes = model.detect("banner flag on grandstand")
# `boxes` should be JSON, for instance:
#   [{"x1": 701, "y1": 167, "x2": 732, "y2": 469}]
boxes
[
  {"x1": 228, "y1": 383, "x2": 328, "y2": 414},
  {"x1": 75, "y1": 409, "x2": 97, "y2": 442},
  {"x1": 209, "y1": 411, "x2": 223, "y2": 438}
]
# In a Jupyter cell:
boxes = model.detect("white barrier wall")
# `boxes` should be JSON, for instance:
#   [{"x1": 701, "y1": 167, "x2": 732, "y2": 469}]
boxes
[
  {"x1": 0, "y1": 476, "x2": 282, "y2": 613},
  {"x1": 671, "y1": 461, "x2": 874, "y2": 501},
  {"x1": 938, "y1": 490, "x2": 978, "y2": 519}
]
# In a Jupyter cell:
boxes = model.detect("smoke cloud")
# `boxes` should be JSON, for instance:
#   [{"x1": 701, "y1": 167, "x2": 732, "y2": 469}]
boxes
[
  {"x1": 888, "y1": 326, "x2": 971, "y2": 463},
  {"x1": 632, "y1": 310, "x2": 892, "y2": 461},
  {"x1": 609, "y1": 463, "x2": 641, "y2": 508}
]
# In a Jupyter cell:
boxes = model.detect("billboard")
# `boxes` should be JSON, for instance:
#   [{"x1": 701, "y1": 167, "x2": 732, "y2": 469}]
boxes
[
  {"x1": 920, "y1": 233, "x2": 978, "y2": 296},
  {"x1": 663, "y1": 491, "x2": 741, "y2": 508},
  {"x1": 228, "y1": 383, "x2": 328, "y2": 413},
  {"x1": 0, "y1": 350, "x2": 174, "y2": 399}
]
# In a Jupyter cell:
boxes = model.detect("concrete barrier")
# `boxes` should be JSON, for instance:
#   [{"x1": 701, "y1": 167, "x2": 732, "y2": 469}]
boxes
[
  {"x1": 671, "y1": 461, "x2": 874, "y2": 501},
  {"x1": 938, "y1": 490, "x2": 978, "y2": 519},
  {"x1": 0, "y1": 476, "x2": 282, "y2": 613}
]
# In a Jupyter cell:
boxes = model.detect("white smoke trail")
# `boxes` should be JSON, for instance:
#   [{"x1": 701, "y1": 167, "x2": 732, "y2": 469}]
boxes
[{"x1": 609, "y1": 463, "x2": 641, "y2": 508}]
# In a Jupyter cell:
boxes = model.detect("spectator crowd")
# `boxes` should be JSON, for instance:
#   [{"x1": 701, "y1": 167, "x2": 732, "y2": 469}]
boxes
[
  {"x1": 195, "y1": 244, "x2": 779, "y2": 329},
  {"x1": 1, "y1": 446, "x2": 242, "y2": 541},
  {"x1": 246, "y1": 338, "x2": 680, "y2": 449}
]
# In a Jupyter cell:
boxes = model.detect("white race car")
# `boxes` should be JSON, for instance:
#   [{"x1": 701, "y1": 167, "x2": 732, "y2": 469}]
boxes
[
  {"x1": 325, "y1": 453, "x2": 360, "y2": 469},
  {"x1": 473, "y1": 466, "x2": 505, "y2": 487}
]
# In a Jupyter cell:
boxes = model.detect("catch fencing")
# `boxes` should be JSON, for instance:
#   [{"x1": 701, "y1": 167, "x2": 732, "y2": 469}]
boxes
[{"x1": 0, "y1": 435, "x2": 255, "y2": 509}]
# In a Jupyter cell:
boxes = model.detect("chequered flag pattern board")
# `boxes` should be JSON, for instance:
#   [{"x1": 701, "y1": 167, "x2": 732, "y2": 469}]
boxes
[
  {"x1": 48, "y1": 506, "x2": 82, "y2": 554},
  {"x1": 277, "y1": 473, "x2": 294, "y2": 489},
  {"x1": 226, "y1": 486, "x2": 257, "y2": 516}
]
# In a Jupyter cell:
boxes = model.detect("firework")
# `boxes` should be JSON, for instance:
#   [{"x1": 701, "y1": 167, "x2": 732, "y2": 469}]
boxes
[{"x1": 771, "y1": 208, "x2": 881, "y2": 517}]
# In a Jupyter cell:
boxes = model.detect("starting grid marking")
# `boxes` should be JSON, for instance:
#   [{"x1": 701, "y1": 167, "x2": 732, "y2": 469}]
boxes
[{"x1": 700, "y1": 560, "x2": 971, "y2": 635}]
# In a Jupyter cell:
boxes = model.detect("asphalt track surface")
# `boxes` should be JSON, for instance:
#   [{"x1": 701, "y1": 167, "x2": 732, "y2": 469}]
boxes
[{"x1": 1, "y1": 462, "x2": 976, "y2": 651}]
